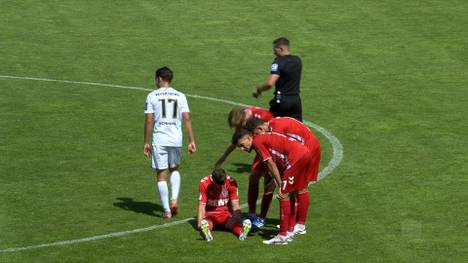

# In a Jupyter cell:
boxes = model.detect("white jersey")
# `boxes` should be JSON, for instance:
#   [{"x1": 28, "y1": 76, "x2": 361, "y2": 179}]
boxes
[{"x1": 144, "y1": 87, "x2": 190, "y2": 147}]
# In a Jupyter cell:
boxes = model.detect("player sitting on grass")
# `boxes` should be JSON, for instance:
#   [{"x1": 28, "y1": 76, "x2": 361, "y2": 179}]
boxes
[{"x1": 197, "y1": 169, "x2": 252, "y2": 242}]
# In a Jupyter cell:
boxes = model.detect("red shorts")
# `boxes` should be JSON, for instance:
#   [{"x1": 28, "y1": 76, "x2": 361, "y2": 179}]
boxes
[
  {"x1": 204, "y1": 210, "x2": 232, "y2": 226},
  {"x1": 281, "y1": 154, "x2": 313, "y2": 193}
]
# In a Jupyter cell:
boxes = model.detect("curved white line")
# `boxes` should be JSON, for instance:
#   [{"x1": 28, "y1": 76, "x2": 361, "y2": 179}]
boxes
[{"x1": 0, "y1": 74, "x2": 343, "y2": 252}]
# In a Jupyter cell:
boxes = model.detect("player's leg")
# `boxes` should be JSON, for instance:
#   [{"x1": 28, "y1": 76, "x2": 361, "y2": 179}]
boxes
[
  {"x1": 156, "y1": 169, "x2": 171, "y2": 218},
  {"x1": 294, "y1": 154, "x2": 314, "y2": 235},
  {"x1": 288, "y1": 192, "x2": 298, "y2": 239},
  {"x1": 247, "y1": 168, "x2": 262, "y2": 217},
  {"x1": 152, "y1": 145, "x2": 171, "y2": 218},
  {"x1": 200, "y1": 215, "x2": 215, "y2": 242},
  {"x1": 168, "y1": 147, "x2": 182, "y2": 215},
  {"x1": 224, "y1": 212, "x2": 251, "y2": 241},
  {"x1": 295, "y1": 188, "x2": 309, "y2": 235},
  {"x1": 263, "y1": 195, "x2": 290, "y2": 245},
  {"x1": 259, "y1": 172, "x2": 275, "y2": 219}
]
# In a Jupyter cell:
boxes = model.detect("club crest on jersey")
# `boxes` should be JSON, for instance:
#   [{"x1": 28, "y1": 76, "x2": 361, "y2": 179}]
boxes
[
  {"x1": 221, "y1": 186, "x2": 228, "y2": 197},
  {"x1": 271, "y1": 63, "x2": 278, "y2": 71}
]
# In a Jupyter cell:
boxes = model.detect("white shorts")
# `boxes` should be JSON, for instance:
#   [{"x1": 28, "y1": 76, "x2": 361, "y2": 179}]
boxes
[{"x1": 151, "y1": 145, "x2": 181, "y2": 170}]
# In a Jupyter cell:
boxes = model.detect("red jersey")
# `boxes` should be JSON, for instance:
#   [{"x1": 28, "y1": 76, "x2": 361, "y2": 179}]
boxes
[
  {"x1": 198, "y1": 175, "x2": 239, "y2": 212},
  {"x1": 246, "y1": 107, "x2": 274, "y2": 122},
  {"x1": 268, "y1": 117, "x2": 320, "y2": 152},
  {"x1": 252, "y1": 132, "x2": 310, "y2": 173}
]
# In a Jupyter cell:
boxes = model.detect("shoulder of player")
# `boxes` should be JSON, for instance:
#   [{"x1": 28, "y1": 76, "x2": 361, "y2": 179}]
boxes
[
  {"x1": 151, "y1": 88, "x2": 186, "y2": 97},
  {"x1": 199, "y1": 175, "x2": 212, "y2": 186},
  {"x1": 256, "y1": 131, "x2": 289, "y2": 140},
  {"x1": 226, "y1": 176, "x2": 238, "y2": 187}
]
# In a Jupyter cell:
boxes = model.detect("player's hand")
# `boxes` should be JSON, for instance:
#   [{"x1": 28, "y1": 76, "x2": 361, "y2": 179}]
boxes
[
  {"x1": 143, "y1": 143, "x2": 152, "y2": 157},
  {"x1": 188, "y1": 142, "x2": 196, "y2": 154},
  {"x1": 276, "y1": 189, "x2": 287, "y2": 200},
  {"x1": 252, "y1": 87, "x2": 261, "y2": 98}
]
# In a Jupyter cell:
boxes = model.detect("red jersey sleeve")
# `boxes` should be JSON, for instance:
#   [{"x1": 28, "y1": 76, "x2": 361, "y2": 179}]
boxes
[
  {"x1": 198, "y1": 177, "x2": 208, "y2": 204},
  {"x1": 253, "y1": 135, "x2": 272, "y2": 162}
]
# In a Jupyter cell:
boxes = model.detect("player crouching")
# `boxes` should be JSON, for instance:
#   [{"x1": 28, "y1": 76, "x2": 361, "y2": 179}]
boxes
[{"x1": 197, "y1": 169, "x2": 251, "y2": 241}]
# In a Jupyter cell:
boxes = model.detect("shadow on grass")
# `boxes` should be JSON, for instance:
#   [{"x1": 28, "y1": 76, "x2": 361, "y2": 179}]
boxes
[
  {"x1": 228, "y1": 162, "x2": 252, "y2": 174},
  {"x1": 113, "y1": 197, "x2": 163, "y2": 217}
]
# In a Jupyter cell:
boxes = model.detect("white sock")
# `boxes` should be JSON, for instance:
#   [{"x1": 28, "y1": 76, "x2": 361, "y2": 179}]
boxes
[
  {"x1": 170, "y1": 170, "x2": 181, "y2": 202},
  {"x1": 157, "y1": 181, "x2": 170, "y2": 212}
]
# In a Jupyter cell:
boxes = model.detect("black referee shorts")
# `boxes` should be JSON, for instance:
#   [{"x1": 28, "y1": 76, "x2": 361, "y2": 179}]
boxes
[{"x1": 269, "y1": 95, "x2": 302, "y2": 122}]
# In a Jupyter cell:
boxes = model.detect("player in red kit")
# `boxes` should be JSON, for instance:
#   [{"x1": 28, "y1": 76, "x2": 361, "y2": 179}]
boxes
[
  {"x1": 227, "y1": 107, "x2": 274, "y2": 129},
  {"x1": 197, "y1": 169, "x2": 252, "y2": 241},
  {"x1": 214, "y1": 107, "x2": 274, "y2": 169},
  {"x1": 232, "y1": 129, "x2": 313, "y2": 245},
  {"x1": 246, "y1": 117, "x2": 321, "y2": 235}
]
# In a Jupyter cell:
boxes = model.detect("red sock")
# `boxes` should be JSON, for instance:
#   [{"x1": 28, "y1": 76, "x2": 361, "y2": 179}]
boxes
[
  {"x1": 288, "y1": 197, "x2": 298, "y2": 232},
  {"x1": 206, "y1": 220, "x2": 214, "y2": 231},
  {"x1": 231, "y1": 224, "x2": 243, "y2": 236},
  {"x1": 279, "y1": 199, "x2": 291, "y2": 236},
  {"x1": 297, "y1": 191, "x2": 310, "y2": 225},
  {"x1": 259, "y1": 193, "x2": 273, "y2": 218},
  {"x1": 248, "y1": 183, "x2": 259, "y2": 214}
]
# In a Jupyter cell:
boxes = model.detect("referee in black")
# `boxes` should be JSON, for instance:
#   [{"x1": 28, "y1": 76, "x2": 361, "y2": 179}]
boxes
[{"x1": 252, "y1": 37, "x2": 303, "y2": 122}]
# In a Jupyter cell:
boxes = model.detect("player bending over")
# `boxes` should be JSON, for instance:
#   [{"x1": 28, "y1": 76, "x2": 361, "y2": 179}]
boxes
[
  {"x1": 245, "y1": 117, "x2": 321, "y2": 235},
  {"x1": 232, "y1": 129, "x2": 313, "y2": 245},
  {"x1": 197, "y1": 169, "x2": 252, "y2": 241},
  {"x1": 212, "y1": 107, "x2": 274, "y2": 229}
]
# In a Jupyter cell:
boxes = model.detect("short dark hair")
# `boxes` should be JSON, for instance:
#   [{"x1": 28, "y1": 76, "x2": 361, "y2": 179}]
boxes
[
  {"x1": 231, "y1": 128, "x2": 252, "y2": 145},
  {"x1": 273, "y1": 37, "x2": 290, "y2": 47},
  {"x1": 245, "y1": 117, "x2": 265, "y2": 132},
  {"x1": 211, "y1": 168, "x2": 227, "y2": 185},
  {"x1": 155, "y1": 66, "x2": 173, "y2": 82}
]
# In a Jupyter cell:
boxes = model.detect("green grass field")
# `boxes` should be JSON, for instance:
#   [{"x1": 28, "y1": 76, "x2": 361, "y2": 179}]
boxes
[{"x1": 1, "y1": 0, "x2": 467, "y2": 262}]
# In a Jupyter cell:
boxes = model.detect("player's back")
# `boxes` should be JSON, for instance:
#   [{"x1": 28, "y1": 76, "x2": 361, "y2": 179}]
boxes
[
  {"x1": 145, "y1": 87, "x2": 189, "y2": 147},
  {"x1": 253, "y1": 132, "x2": 309, "y2": 171},
  {"x1": 269, "y1": 117, "x2": 320, "y2": 150},
  {"x1": 247, "y1": 107, "x2": 274, "y2": 122},
  {"x1": 273, "y1": 55, "x2": 302, "y2": 95}
]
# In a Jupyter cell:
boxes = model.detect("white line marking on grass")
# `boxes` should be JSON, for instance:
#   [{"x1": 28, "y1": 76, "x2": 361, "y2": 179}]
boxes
[{"x1": 0, "y1": 74, "x2": 343, "y2": 253}]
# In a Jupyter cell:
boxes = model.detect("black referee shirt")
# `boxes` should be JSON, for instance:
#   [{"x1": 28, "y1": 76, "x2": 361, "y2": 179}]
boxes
[{"x1": 270, "y1": 55, "x2": 302, "y2": 95}]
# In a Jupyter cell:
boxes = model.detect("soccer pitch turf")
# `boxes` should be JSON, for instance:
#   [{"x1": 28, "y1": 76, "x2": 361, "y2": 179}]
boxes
[{"x1": 1, "y1": 1, "x2": 467, "y2": 262}]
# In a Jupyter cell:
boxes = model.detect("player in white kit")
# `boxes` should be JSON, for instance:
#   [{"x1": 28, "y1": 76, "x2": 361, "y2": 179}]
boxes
[{"x1": 143, "y1": 67, "x2": 196, "y2": 218}]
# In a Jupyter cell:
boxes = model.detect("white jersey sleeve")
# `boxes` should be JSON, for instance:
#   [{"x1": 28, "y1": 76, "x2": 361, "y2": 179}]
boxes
[
  {"x1": 179, "y1": 94, "x2": 190, "y2": 113},
  {"x1": 144, "y1": 94, "x2": 155, "y2": 114}
]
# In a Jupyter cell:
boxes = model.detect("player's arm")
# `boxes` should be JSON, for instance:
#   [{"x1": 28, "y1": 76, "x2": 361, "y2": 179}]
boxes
[
  {"x1": 230, "y1": 200, "x2": 242, "y2": 221},
  {"x1": 197, "y1": 201, "x2": 206, "y2": 228},
  {"x1": 253, "y1": 74, "x2": 280, "y2": 98},
  {"x1": 144, "y1": 113, "x2": 154, "y2": 157},
  {"x1": 214, "y1": 144, "x2": 236, "y2": 169},
  {"x1": 264, "y1": 158, "x2": 286, "y2": 199},
  {"x1": 228, "y1": 180, "x2": 242, "y2": 221},
  {"x1": 182, "y1": 112, "x2": 196, "y2": 154}
]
